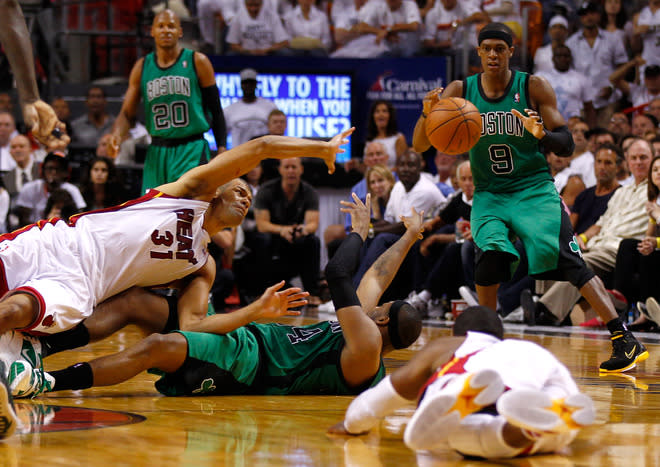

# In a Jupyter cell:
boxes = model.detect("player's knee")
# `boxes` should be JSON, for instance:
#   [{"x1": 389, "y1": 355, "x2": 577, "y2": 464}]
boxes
[
  {"x1": 475, "y1": 251, "x2": 513, "y2": 286},
  {"x1": 565, "y1": 266, "x2": 595, "y2": 289},
  {"x1": 0, "y1": 292, "x2": 39, "y2": 331}
]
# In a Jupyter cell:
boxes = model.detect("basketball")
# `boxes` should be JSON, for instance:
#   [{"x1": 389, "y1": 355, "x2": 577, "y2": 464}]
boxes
[{"x1": 425, "y1": 97, "x2": 482, "y2": 155}]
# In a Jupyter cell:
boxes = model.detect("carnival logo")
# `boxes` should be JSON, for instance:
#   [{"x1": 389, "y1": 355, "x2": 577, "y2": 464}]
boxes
[{"x1": 367, "y1": 71, "x2": 444, "y2": 102}]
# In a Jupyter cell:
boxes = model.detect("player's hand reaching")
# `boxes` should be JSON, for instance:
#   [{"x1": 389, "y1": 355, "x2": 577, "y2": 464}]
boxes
[
  {"x1": 340, "y1": 193, "x2": 371, "y2": 240},
  {"x1": 23, "y1": 100, "x2": 70, "y2": 151},
  {"x1": 422, "y1": 87, "x2": 444, "y2": 116},
  {"x1": 107, "y1": 132, "x2": 122, "y2": 159},
  {"x1": 257, "y1": 281, "x2": 309, "y2": 318},
  {"x1": 511, "y1": 108, "x2": 545, "y2": 140},
  {"x1": 326, "y1": 127, "x2": 355, "y2": 174},
  {"x1": 401, "y1": 207, "x2": 424, "y2": 240}
]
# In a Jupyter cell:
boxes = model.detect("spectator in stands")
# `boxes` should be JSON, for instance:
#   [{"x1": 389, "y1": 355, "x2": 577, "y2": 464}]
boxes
[
  {"x1": 610, "y1": 61, "x2": 660, "y2": 109},
  {"x1": 652, "y1": 136, "x2": 660, "y2": 156},
  {"x1": 407, "y1": 160, "x2": 473, "y2": 317},
  {"x1": 108, "y1": 9, "x2": 225, "y2": 194},
  {"x1": 78, "y1": 156, "x2": 127, "y2": 210},
  {"x1": 351, "y1": 150, "x2": 445, "y2": 301},
  {"x1": 330, "y1": 0, "x2": 389, "y2": 58},
  {"x1": 648, "y1": 97, "x2": 660, "y2": 123},
  {"x1": 537, "y1": 44, "x2": 596, "y2": 127},
  {"x1": 70, "y1": 86, "x2": 115, "y2": 147},
  {"x1": 283, "y1": 0, "x2": 332, "y2": 56},
  {"x1": 15, "y1": 152, "x2": 85, "y2": 227},
  {"x1": 571, "y1": 143, "x2": 622, "y2": 239},
  {"x1": 197, "y1": 0, "x2": 240, "y2": 53},
  {"x1": 259, "y1": 109, "x2": 289, "y2": 183},
  {"x1": 51, "y1": 97, "x2": 73, "y2": 141},
  {"x1": 208, "y1": 227, "x2": 238, "y2": 312},
  {"x1": 567, "y1": 1, "x2": 629, "y2": 127},
  {"x1": 611, "y1": 154, "x2": 660, "y2": 331},
  {"x1": 534, "y1": 15, "x2": 571, "y2": 74},
  {"x1": 431, "y1": 150, "x2": 457, "y2": 196},
  {"x1": 482, "y1": 0, "x2": 522, "y2": 39},
  {"x1": 567, "y1": 118, "x2": 596, "y2": 188},
  {"x1": 2, "y1": 134, "x2": 38, "y2": 200},
  {"x1": 600, "y1": 0, "x2": 633, "y2": 53},
  {"x1": 254, "y1": 157, "x2": 323, "y2": 305},
  {"x1": 0, "y1": 111, "x2": 18, "y2": 171},
  {"x1": 357, "y1": 0, "x2": 422, "y2": 57},
  {"x1": 367, "y1": 163, "x2": 396, "y2": 221},
  {"x1": 547, "y1": 149, "x2": 575, "y2": 196},
  {"x1": 632, "y1": 0, "x2": 660, "y2": 71},
  {"x1": 366, "y1": 100, "x2": 408, "y2": 168},
  {"x1": 0, "y1": 93, "x2": 12, "y2": 113},
  {"x1": 226, "y1": 0, "x2": 290, "y2": 56},
  {"x1": 225, "y1": 69, "x2": 279, "y2": 147},
  {"x1": 608, "y1": 112, "x2": 632, "y2": 143},
  {"x1": 43, "y1": 188, "x2": 78, "y2": 221},
  {"x1": 523, "y1": 138, "x2": 653, "y2": 326},
  {"x1": 632, "y1": 113, "x2": 659, "y2": 138},
  {"x1": 422, "y1": 0, "x2": 482, "y2": 58}
]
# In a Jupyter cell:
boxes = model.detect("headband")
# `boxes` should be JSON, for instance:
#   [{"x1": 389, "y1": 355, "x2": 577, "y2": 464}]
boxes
[
  {"x1": 388, "y1": 300, "x2": 407, "y2": 349},
  {"x1": 478, "y1": 28, "x2": 513, "y2": 47}
]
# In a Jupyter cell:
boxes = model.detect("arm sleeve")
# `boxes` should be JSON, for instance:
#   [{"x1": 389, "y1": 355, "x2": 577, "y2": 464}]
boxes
[
  {"x1": 325, "y1": 232, "x2": 364, "y2": 310},
  {"x1": 540, "y1": 125, "x2": 574, "y2": 157},
  {"x1": 201, "y1": 85, "x2": 227, "y2": 150}
]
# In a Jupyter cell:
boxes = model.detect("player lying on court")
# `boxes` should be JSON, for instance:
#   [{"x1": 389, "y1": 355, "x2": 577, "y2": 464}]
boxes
[
  {"x1": 413, "y1": 22, "x2": 647, "y2": 373},
  {"x1": 3, "y1": 195, "x2": 422, "y2": 407},
  {"x1": 328, "y1": 306, "x2": 596, "y2": 459}
]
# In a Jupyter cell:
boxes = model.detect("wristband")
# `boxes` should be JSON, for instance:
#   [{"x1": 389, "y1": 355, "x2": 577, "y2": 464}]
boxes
[
  {"x1": 656, "y1": 237, "x2": 660, "y2": 250},
  {"x1": 579, "y1": 234, "x2": 588, "y2": 244},
  {"x1": 650, "y1": 216, "x2": 657, "y2": 224}
]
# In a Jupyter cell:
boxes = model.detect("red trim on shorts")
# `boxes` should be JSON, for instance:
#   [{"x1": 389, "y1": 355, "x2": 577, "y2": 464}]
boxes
[
  {"x1": 0, "y1": 257, "x2": 8, "y2": 298},
  {"x1": 10, "y1": 286, "x2": 47, "y2": 333}
]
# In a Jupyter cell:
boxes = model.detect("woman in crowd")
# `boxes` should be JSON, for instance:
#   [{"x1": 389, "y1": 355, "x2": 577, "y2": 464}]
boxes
[
  {"x1": 79, "y1": 156, "x2": 126, "y2": 210},
  {"x1": 366, "y1": 164, "x2": 395, "y2": 221},
  {"x1": 366, "y1": 100, "x2": 408, "y2": 168}
]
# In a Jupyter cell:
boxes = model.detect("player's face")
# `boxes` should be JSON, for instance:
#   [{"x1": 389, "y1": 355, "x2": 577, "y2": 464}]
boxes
[
  {"x1": 90, "y1": 161, "x2": 109, "y2": 185},
  {"x1": 363, "y1": 143, "x2": 387, "y2": 167},
  {"x1": 594, "y1": 149, "x2": 618, "y2": 184},
  {"x1": 625, "y1": 140, "x2": 653, "y2": 182},
  {"x1": 213, "y1": 179, "x2": 253, "y2": 226},
  {"x1": 477, "y1": 39, "x2": 513, "y2": 73},
  {"x1": 650, "y1": 159, "x2": 660, "y2": 190},
  {"x1": 368, "y1": 172, "x2": 393, "y2": 198},
  {"x1": 151, "y1": 11, "x2": 183, "y2": 48}
]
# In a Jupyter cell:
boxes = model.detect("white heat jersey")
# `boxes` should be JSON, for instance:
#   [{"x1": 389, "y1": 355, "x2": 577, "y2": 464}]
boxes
[
  {"x1": 0, "y1": 190, "x2": 210, "y2": 333},
  {"x1": 432, "y1": 332, "x2": 578, "y2": 398}
]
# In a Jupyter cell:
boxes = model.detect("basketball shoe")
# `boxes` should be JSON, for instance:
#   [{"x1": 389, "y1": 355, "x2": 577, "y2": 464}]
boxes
[
  {"x1": 404, "y1": 369, "x2": 505, "y2": 451},
  {"x1": 0, "y1": 331, "x2": 52, "y2": 398},
  {"x1": 599, "y1": 330, "x2": 649, "y2": 373},
  {"x1": 0, "y1": 361, "x2": 17, "y2": 440},
  {"x1": 497, "y1": 389, "x2": 595, "y2": 433}
]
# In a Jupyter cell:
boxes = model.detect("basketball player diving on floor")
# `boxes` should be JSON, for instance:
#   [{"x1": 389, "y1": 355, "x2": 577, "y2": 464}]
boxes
[
  {"x1": 412, "y1": 22, "x2": 647, "y2": 373},
  {"x1": 327, "y1": 306, "x2": 596, "y2": 459},
  {"x1": 19, "y1": 195, "x2": 422, "y2": 405}
]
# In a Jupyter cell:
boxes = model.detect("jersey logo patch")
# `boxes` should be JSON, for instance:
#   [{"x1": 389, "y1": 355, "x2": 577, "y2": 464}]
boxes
[
  {"x1": 514, "y1": 92, "x2": 520, "y2": 103},
  {"x1": 192, "y1": 378, "x2": 216, "y2": 394},
  {"x1": 569, "y1": 236, "x2": 583, "y2": 258},
  {"x1": 41, "y1": 315, "x2": 55, "y2": 328}
]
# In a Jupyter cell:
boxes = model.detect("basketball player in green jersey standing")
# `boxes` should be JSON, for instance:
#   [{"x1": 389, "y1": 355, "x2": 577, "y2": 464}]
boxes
[
  {"x1": 413, "y1": 22, "x2": 648, "y2": 373},
  {"x1": 108, "y1": 9, "x2": 226, "y2": 193}
]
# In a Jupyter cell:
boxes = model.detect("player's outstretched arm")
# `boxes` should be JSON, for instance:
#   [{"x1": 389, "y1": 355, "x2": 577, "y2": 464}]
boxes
[
  {"x1": 161, "y1": 128, "x2": 354, "y2": 201},
  {"x1": 108, "y1": 59, "x2": 144, "y2": 158},
  {"x1": 356, "y1": 207, "x2": 424, "y2": 312},
  {"x1": 182, "y1": 281, "x2": 308, "y2": 335}
]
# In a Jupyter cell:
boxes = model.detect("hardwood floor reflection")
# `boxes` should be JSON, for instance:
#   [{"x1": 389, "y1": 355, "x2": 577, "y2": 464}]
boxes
[{"x1": 4, "y1": 317, "x2": 660, "y2": 467}]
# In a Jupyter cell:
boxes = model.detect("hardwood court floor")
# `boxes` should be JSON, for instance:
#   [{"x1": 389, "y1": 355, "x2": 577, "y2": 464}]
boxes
[{"x1": 4, "y1": 315, "x2": 660, "y2": 467}]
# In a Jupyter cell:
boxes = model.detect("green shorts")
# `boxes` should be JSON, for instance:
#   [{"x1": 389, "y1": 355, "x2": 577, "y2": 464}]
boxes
[
  {"x1": 154, "y1": 328, "x2": 260, "y2": 396},
  {"x1": 142, "y1": 139, "x2": 210, "y2": 192},
  {"x1": 471, "y1": 180, "x2": 562, "y2": 275}
]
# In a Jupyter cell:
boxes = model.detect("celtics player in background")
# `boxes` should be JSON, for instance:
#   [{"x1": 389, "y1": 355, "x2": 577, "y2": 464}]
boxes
[
  {"x1": 40, "y1": 194, "x2": 422, "y2": 396},
  {"x1": 108, "y1": 9, "x2": 226, "y2": 192},
  {"x1": 412, "y1": 22, "x2": 647, "y2": 373}
]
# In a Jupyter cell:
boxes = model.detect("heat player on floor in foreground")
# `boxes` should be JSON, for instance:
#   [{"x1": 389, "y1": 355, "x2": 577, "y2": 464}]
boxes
[
  {"x1": 412, "y1": 22, "x2": 647, "y2": 373},
  {"x1": 328, "y1": 306, "x2": 596, "y2": 459}
]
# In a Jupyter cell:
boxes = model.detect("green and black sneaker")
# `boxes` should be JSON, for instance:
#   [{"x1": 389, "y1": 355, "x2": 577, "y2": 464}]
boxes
[
  {"x1": 0, "y1": 361, "x2": 17, "y2": 440},
  {"x1": 599, "y1": 331, "x2": 649, "y2": 373}
]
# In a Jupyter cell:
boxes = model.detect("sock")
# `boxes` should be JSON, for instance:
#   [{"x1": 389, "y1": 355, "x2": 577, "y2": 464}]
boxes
[
  {"x1": 606, "y1": 317, "x2": 627, "y2": 335},
  {"x1": 41, "y1": 323, "x2": 90, "y2": 357},
  {"x1": 50, "y1": 362, "x2": 94, "y2": 391},
  {"x1": 418, "y1": 290, "x2": 432, "y2": 302}
]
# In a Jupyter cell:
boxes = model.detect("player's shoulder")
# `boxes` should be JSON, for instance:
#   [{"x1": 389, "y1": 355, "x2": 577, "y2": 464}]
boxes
[{"x1": 443, "y1": 79, "x2": 464, "y2": 97}]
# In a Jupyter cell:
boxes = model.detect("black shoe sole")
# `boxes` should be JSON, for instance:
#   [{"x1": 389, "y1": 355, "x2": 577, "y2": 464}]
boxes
[{"x1": 521, "y1": 289, "x2": 536, "y2": 326}]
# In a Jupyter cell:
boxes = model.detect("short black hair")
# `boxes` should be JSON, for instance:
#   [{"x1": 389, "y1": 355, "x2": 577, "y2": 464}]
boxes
[
  {"x1": 388, "y1": 301, "x2": 422, "y2": 349},
  {"x1": 452, "y1": 306, "x2": 503, "y2": 340},
  {"x1": 645, "y1": 65, "x2": 660, "y2": 79},
  {"x1": 43, "y1": 151, "x2": 69, "y2": 171},
  {"x1": 595, "y1": 142, "x2": 624, "y2": 165}
]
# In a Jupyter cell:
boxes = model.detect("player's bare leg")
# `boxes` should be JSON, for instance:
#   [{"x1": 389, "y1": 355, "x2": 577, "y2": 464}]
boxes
[
  {"x1": 0, "y1": 293, "x2": 39, "y2": 334},
  {"x1": 476, "y1": 284, "x2": 499, "y2": 311},
  {"x1": 579, "y1": 275, "x2": 617, "y2": 322}
]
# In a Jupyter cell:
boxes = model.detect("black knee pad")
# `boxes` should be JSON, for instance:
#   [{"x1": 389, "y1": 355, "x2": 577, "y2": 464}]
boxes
[{"x1": 475, "y1": 250, "x2": 515, "y2": 286}]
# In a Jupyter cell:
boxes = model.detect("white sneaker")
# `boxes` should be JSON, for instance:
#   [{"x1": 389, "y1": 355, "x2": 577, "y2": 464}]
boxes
[
  {"x1": 0, "y1": 361, "x2": 17, "y2": 440},
  {"x1": 645, "y1": 297, "x2": 660, "y2": 325},
  {"x1": 458, "y1": 286, "x2": 479, "y2": 307},
  {"x1": 317, "y1": 301, "x2": 336, "y2": 313},
  {"x1": 497, "y1": 389, "x2": 595, "y2": 433},
  {"x1": 407, "y1": 291, "x2": 429, "y2": 315},
  {"x1": 404, "y1": 369, "x2": 504, "y2": 451}
]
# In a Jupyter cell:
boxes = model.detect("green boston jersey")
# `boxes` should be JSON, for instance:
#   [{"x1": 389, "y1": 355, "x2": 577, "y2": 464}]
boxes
[
  {"x1": 249, "y1": 321, "x2": 386, "y2": 395},
  {"x1": 464, "y1": 71, "x2": 552, "y2": 193},
  {"x1": 141, "y1": 48, "x2": 209, "y2": 139}
]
